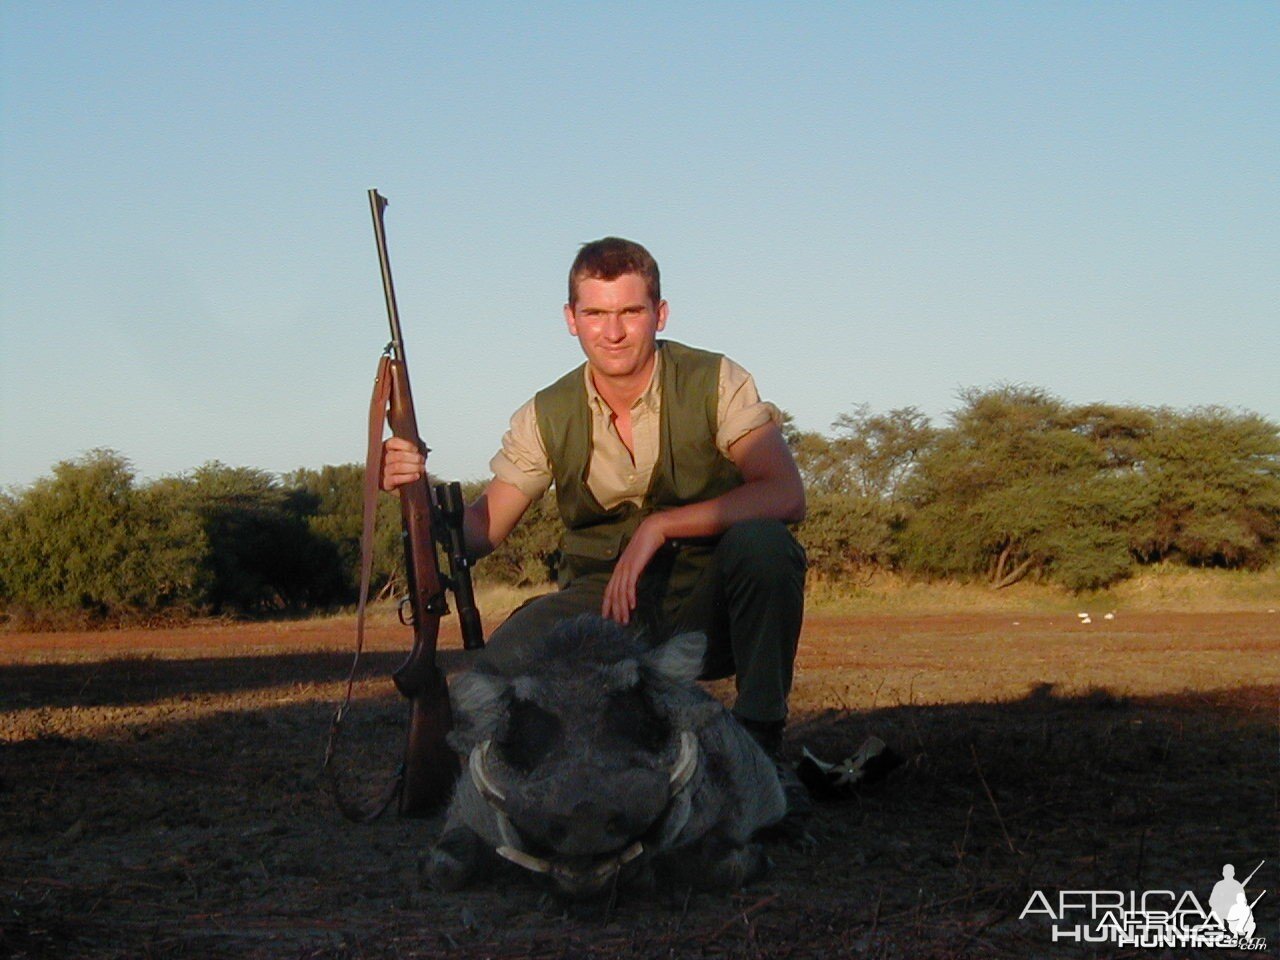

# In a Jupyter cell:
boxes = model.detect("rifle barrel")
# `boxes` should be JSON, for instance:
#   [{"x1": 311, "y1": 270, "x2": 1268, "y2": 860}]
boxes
[
  {"x1": 368, "y1": 189, "x2": 406, "y2": 360},
  {"x1": 1240, "y1": 859, "x2": 1265, "y2": 888}
]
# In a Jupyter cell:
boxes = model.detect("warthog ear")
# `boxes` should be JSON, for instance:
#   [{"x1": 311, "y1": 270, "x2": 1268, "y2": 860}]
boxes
[{"x1": 643, "y1": 631, "x2": 707, "y2": 685}]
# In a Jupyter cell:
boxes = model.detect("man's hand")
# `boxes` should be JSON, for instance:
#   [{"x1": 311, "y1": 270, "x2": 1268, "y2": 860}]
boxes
[
  {"x1": 601, "y1": 516, "x2": 667, "y2": 625},
  {"x1": 381, "y1": 436, "x2": 425, "y2": 492}
]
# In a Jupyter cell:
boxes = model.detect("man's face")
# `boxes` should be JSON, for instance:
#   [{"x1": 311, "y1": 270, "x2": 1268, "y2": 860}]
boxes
[{"x1": 564, "y1": 273, "x2": 668, "y2": 382}]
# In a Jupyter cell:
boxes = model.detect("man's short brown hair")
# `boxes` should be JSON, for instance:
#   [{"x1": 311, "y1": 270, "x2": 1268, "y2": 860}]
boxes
[{"x1": 568, "y1": 237, "x2": 661, "y2": 307}]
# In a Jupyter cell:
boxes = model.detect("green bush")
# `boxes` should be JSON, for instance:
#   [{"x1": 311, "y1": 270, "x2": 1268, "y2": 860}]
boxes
[
  {"x1": 0, "y1": 450, "x2": 207, "y2": 619},
  {"x1": 796, "y1": 492, "x2": 899, "y2": 581},
  {"x1": 285, "y1": 463, "x2": 403, "y2": 598},
  {"x1": 1130, "y1": 407, "x2": 1280, "y2": 568},
  {"x1": 896, "y1": 386, "x2": 1140, "y2": 589},
  {"x1": 0, "y1": 452, "x2": 355, "y2": 622},
  {"x1": 470, "y1": 482, "x2": 561, "y2": 586}
]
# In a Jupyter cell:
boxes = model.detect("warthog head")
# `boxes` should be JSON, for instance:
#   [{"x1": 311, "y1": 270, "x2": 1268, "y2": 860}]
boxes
[{"x1": 427, "y1": 614, "x2": 785, "y2": 898}]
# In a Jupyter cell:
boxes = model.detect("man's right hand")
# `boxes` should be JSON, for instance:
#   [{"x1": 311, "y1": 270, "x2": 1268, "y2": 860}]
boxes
[{"x1": 381, "y1": 436, "x2": 426, "y2": 491}]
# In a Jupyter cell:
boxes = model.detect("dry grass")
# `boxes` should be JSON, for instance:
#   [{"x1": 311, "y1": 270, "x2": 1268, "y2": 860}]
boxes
[
  {"x1": 2, "y1": 609, "x2": 1276, "y2": 958},
  {"x1": 805, "y1": 564, "x2": 1280, "y2": 615}
]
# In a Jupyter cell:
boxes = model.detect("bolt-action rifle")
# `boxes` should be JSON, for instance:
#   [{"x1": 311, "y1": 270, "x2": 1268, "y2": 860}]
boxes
[
  {"x1": 324, "y1": 189, "x2": 484, "y2": 821},
  {"x1": 371, "y1": 187, "x2": 485, "y2": 815}
]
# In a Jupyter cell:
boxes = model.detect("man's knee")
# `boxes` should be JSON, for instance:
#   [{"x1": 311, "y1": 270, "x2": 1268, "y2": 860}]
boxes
[{"x1": 716, "y1": 520, "x2": 806, "y2": 585}]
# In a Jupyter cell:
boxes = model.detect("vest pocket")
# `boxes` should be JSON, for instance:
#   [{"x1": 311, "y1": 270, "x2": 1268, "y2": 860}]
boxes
[{"x1": 564, "y1": 527, "x2": 627, "y2": 561}]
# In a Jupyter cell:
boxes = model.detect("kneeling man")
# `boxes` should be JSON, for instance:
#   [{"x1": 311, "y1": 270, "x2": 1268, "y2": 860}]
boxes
[{"x1": 381, "y1": 237, "x2": 807, "y2": 772}]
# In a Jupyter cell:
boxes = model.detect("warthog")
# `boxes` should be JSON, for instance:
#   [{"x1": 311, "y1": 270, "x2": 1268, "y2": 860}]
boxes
[{"x1": 425, "y1": 614, "x2": 785, "y2": 897}]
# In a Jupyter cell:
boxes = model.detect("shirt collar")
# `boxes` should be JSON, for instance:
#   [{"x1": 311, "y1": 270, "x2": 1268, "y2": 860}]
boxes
[{"x1": 582, "y1": 343, "x2": 664, "y2": 416}]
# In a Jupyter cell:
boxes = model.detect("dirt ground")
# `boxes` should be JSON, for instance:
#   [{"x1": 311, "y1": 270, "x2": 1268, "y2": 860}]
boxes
[{"x1": 2, "y1": 608, "x2": 1277, "y2": 959}]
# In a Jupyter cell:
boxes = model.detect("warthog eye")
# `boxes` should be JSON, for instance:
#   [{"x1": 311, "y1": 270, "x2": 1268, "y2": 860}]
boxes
[
  {"x1": 605, "y1": 688, "x2": 670, "y2": 754},
  {"x1": 497, "y1": 698, "x2": 561, "y2": 772}
]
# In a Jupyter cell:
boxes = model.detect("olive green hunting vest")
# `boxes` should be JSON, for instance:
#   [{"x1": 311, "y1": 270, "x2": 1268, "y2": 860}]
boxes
[{"x1": 534, "y1": 340, "x2": 743, "y2": 580}]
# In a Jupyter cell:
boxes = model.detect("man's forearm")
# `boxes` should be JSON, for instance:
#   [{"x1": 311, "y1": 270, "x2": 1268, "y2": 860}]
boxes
[
  {"x1": 645, "y1": 475, "x2": 805, "y2": 542},
  {"x1": 600, "y1": 473, "x2": 804, "y2": 625},
  {"x1": 643, "y1": 421, "x2": 806, "y2": 541}
]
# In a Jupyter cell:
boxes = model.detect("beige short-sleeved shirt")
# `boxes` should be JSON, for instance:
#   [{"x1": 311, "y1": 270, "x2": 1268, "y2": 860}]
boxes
[{"x1": 490, "y1": 350, "x2": 781, "y2": 510}]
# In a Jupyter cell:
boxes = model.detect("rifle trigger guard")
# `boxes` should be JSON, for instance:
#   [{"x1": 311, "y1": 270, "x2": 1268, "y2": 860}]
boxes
[{"x1": 397, "y1": 589, "x2": 450, "y2": 627}]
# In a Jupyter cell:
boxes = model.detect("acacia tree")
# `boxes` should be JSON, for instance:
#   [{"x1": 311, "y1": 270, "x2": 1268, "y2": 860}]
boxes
[
  {"x1": 899, "y1": 387, "x2": 1153, "y2": 590},
  {"x1": 284, "y1": 463, "x2": 405, "y2": 598},
  {"x1": 164, "y1": 462, "x2": 349, "y2": 613},
  {"x1": 784, "y1": 406, "x2": 934, "y2": 500},
  {"x1": 829, "y1": 405, "x2": 936, "y2": 501},
  {"x1": 1130, "y1": 406, "x2": 1280, "y2": 568},
  {"x1": 0, "y1": 450, "x2": 207, "y2": 618},
  {"x1": 783, "y1": 407, "x2": 936, "y2": 579}
]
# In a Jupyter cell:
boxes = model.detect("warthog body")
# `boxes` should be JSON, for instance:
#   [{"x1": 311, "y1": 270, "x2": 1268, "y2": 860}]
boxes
[{"x1": 426, "y1": 614, "x2": 785, "y2": 897}]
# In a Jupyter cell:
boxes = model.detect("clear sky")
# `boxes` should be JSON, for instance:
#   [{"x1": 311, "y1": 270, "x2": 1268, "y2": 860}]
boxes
[{"x1": 2, "y1": 2, "x2": 1277, "y2": 490}]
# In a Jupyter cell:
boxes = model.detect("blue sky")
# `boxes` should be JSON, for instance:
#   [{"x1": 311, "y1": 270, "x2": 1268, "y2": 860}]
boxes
[{"x1": 2, "y1": 2, "x2": 1277, "y2": 490}]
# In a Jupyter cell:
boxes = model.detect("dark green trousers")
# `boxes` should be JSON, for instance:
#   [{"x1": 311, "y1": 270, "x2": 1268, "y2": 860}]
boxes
[{"x1": 485, "y1": 519, "x2": 807, "y2": 725}]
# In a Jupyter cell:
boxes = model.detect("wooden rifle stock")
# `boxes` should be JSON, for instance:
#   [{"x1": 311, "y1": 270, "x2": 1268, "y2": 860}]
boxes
[
  {"x1": 384, "y1": 358, "x2": 446, "y2": 697},
  {"x1": 383, "y1": 358, "x2": 458, "y2": 815}
]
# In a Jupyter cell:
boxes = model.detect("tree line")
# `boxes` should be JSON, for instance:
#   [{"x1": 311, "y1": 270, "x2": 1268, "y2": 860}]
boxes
[
  {"x1": 1, "y1": 385, "x2": 1276, "y2": 623},
  {"x1": 788, "y1": 386, "x2": 1279, "y2": 589}
]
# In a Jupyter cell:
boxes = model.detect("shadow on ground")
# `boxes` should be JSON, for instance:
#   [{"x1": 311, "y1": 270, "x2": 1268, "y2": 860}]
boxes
[
  {"x1": 0, "y1": 649, "x2": 472, "y2": 710},
  {"x1": 2, "y1": 648, "x2": 1274, "y2": 959}
]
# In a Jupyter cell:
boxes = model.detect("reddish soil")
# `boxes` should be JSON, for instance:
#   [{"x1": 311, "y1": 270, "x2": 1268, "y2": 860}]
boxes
[{"x1": 2, "y1": 610, "x2": 1276, "y2": 958}]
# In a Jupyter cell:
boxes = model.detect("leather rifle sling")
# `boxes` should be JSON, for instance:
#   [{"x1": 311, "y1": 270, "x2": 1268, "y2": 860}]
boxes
[{"x1": 322, "y1": 354, "x2": 404, "y2": 822}]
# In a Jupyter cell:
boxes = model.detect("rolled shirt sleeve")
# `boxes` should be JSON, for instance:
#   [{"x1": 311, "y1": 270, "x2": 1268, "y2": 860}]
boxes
[
  {"x1": 488, "y1": 397, "x2": 554, "y2": 501},
  {"x1": 716, "y1": 356, "x2": 782, "y2": 455}
]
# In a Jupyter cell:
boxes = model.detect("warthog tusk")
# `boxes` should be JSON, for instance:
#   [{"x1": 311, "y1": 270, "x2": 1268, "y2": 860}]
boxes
[
  {"x1": 669, "y1": 731, "x2": 698, "y2": 795},
  {"x1": 479, "y1": 734, "x2": 690, "y2": 888},
  {"x1": 498, "y1": 842, "x2": 645, "y2": 883},
  {"x1": 586, "y1": 841, "x2": 645, "y2": 881},
  {"x1": 652, "y1": 791, "x2": 692, "y2": 848},
  {"x1": 496, "y1": 845, "x2": 552, "y2": 874},
  {"x1": 494, "y1": 810, "x2": 522, "y2": 851},
  {"x1": 469, "y1": 740, "x2": 506, "y2": 806},
  {"x1": 468, "y1": 741, "x2": 523, "y2": 849}
]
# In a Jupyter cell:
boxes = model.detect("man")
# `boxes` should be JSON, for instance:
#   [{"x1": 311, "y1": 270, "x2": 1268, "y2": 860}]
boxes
[
  {"x1": 381, "y1": 237, "x2": 807, "y2": 766},
  {"x1": 1209, "y1": 865, "x2": 1246, "y2": 928}
]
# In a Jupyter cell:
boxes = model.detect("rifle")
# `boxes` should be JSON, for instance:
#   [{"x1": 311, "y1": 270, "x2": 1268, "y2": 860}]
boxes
[
  {"x1": 324, "y1": 189, "x2": 484, "y2": 821},
  {"x1": 372, "y1": 186, "x2": 486, "y2": 815}
]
